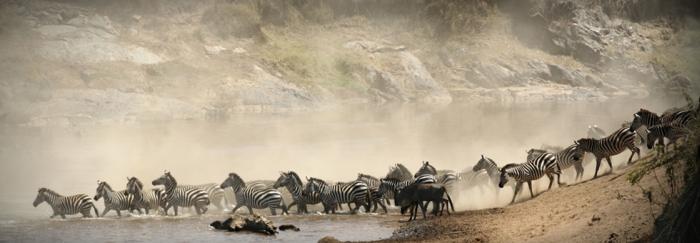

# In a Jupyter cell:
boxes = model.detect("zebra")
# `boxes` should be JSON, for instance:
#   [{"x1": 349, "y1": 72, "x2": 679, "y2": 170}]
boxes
[
  {"x1": 94, "y1": 180, "x2": 138, "y2": 217},
  {"x1": 33, "y1": 187, "x2": 99, "y2": 218},
  {"x1": 436, "y1": 170, "x2": 459, "y2": 188},
  {"x1": 575, "y1": 127, "x2": 641, "y2": 178},
  {"x1": 176, "y1": 183, "x2": 226, "y2": 211},
  {"x1": 273, "y1": 171, "x2": 321, "y2": 214},
  {"x1": 472, "y1": 155, "x2": 501, "y2": 185},
  {"x1": 383, "y1": 163, "x2": 413, "y2": 201},
  {"x1": 646, "y1": 124, "x2": 690, "y2": 153},
  {"x1": 379, "y1": 174, "x2": 437, "y2": 198},
  {"x1": 357, "y1": 173, "x2": 388, "y2": 213},
  {"x1": 631, "y1": 108, "x2": 695, "y2": 131},
  {"x1": 415, "y1": 161, "x2": 437, "y2": 177},
  {"x1": 220, "y1": 173, "x2": 288, "y2": 215},
  {"x1": 305, "y1": 177, "x2": 371, "y2": 214},
  {"x1": 527, "y1": 145, "x2": 586, "y2": 182},
  {"x1": 152, "y1": 171, "x2": 210, "y2": 216},
  {"x1": 125, "y1": 177, "x2": 164, "y2": 215},
  {"x1": 498, "y1": 152, "x2": 562, "y2": 204}
]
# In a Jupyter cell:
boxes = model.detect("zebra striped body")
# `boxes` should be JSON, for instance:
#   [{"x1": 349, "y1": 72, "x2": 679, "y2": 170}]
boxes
[
  {"x1": 553, "y1": 144, "x2": 586, "y2": 181},
  {"x1": 575, "y1": 127, "x2": 640, "y2": 178},
  {"x1": 379, "y1": 174, "x2": 437, "y2": 197},
  {"x1": 357, "y1": 173, "x2": 388, "y2": 213},
  {"x1": 436, "y1": 171, "x2": 459, "y2": 187},
  {"x1": 306, "y1": 177, "x2": 370, "y2": 214},
  {"x1": 632, "y1": 108, "x2": 695, "y2": 130},
  {"x1": 177, "y1": 183, "x2": 225, "y2": 210},
  {"x1": 498, "y1": 153, "x2": 562, "y2": 204},
  {"x1": 152, "y1": 172, "x2": 210, "y2": 216},
  {"x1": 646, "y1": 124, "x2": 689, "y2": 152},
  {"x1": 221, "y1": 173, "x2": 288, "y2": 215},
  {"x1": 94, "y1": 181, "x2": 137, "y2": 217},
  {"x1": 126, "y1": 177, "x2": 164, "y2": 214},
  {"x1": 33, "y1": 188, "x2": 99, "y2": 218},
  {"x1": 273, "y1": 171, "x2": 320, "y2": 214}
]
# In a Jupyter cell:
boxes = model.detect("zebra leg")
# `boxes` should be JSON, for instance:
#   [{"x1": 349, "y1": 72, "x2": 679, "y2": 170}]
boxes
[
  {"x1": 379, "y1": 200, "x2": 388, "y2": 214},
  {"x1": 247, "y1": 206, "x2": 254, "y2": 215},
  {"x1": 605, "y1": 157, "x2": 614, "y2": 174},
  {"x1": 270, "y1": 208, "x2": 277, "y2": 216},
  {"x1": 116, "y1": 209, "x2": 122, "y2": 218},
  {"x1": 511, "y1": 182, "x2": 522, "y2": 204},
  {"x1": 173, "y1": 206, "x2": 178, "y2": 216},
  {"x1": 527, "y1": 181, "x2": 534, "y2": 199},
  {"x1": 60, "y1": 214, "x2": 66, "y2": 219},
  {"x1": 420, "y1": 202, "x2": 428, "y2": 219},
  {"x1": 593, "y1": 157, "x2": 603, "y2": 178},
  {"x1": 230, "y1": 204, "x2": 242, "y2": 214},
  {"x1": 101, "y1": 208, "x2": 111, "y2": 217},
  {"x1": 574, "y1": 161, "x2": 584, "y2": 182},
  {"x1": 546, "y1": 174, "x2": 554, "y2": 190}
]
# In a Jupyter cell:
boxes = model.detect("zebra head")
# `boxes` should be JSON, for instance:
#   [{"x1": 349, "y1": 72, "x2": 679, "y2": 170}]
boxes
[
  {"x1": 415, "y1": 161, "x2": 437, "y2": 177},
  {"x1": 273, "y1": 172, "x2": 288, "y2": 189},
  {"x1": 152, "y1": 171, "x2": 176, "y2": 188},
  {"x1": 94, "y1": 181, "x2": 112, "y2": 201},
  {"x1": 305, "y1": 177, "x2": 325, "y2": 195},
  {"x1": 126, "y1": 177, "x2": 144, "y2": 196},
  {"x1": 220, "y1": 173, "x2": 245, "y2": 191},
  {"x1": 498, "y1": 164, "x2": 518, "y2": 188},
  {"x1": 33, "y1": 188, "x2": 48, "y2": 207}
]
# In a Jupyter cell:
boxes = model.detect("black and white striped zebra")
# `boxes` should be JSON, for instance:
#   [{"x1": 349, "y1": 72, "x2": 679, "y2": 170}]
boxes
[
  {"x1": 414, "y1": 161, "x2": 437, "y2": 177},
  {"x1": 498, "y1": 152, "x2": 562, "y2": 204},
  {"x1": 305, "y1": 177, "x2": 371, "y2": 214},
  {"x1": 436, "y1": 170, "x2": 459, "y2": 188},
  {"x1": 527, "y1": 145, "x2": 585, "y2": 182},
  {"x1": 151, "y1": 171, "x2": 210, "y2": 216},
  {"x1": 646, "y1": 124, "x2": 690, "y2": 152},
  {"x1": 94, "y1": 181, "x2": 137, "y2": 217},
  {"x1": 33, "y1": 187, "x2": 99, "y2": 218},
  {"x1": 273, "y1": 171, "x2": 320, "y2": 214},
  {"x1": 125, "y1": 177, "x2": 164, "y2": 215},
  {"x1": 632, "y1": 108, "x2": 695, "y2": 131},
  {"x1": 176, "y1": 183, "x2": 225, "y2": 211},
  {"x1": 357, "y1": 173, "x2": 388, "y2": 213},
  {"x1": 472, "y1": 155, "x2": 501, "y2": 185},
  {"x1": 220, "y1": 173, "x2": 288, "y2": 215},
  {"x1": 383, "y1": 163, "x2": 413, "y2": 201},
  {"x1": 575, "y1": 127, "x2": 640, "y2": 178},
  {"x1": 379, "y1": 174, "x2": 437, "y2": 198}
]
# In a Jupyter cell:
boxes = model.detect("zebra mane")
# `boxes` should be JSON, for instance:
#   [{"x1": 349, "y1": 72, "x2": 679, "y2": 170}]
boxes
[
  {"x1": 357, "y1": 173, "x2": 379, "y2": 181},
  {"x1": 165, "y1": 172, "x2": 178, "y2": 185},
  {"x1": 228, "y1": 173, "x2": 245, "y2": 187},
  {"x1": 308, "y1": 177, "x2": 328, "y2": 186},
  {"x1": 39, "y1": 187, "x2": 61, "y2": 197},
  {"x1": 501, "y1": 163, "x2": 519, "y2": 173},
  {"x1": 286, "y1": 171, "x2": 303, "y2": 186},
  {"x1": 98, "y1": 181, "x2": 115, "y2": 192}
]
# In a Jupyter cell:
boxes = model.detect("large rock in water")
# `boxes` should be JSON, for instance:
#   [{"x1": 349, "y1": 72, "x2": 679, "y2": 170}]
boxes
[{"x1": 210, "y1": 214, "x2": 278, "y2": 235}]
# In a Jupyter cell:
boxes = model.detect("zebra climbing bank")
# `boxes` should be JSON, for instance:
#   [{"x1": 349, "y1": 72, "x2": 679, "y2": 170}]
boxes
[
  {"x1": 527, "y1": 145, "x2": 585, "y2": 182},
  {"x1": 575, "y1": 126, "x2": 640, "y2": 178},
  {"x1": 94, "y1": 180, "x2": 137, "y2": 217},
  {"x1": 498, "y1": 152, "x2": 562, "y2": 204},
  {"x1": 273, "y1": 171, "x2": 320, "y2": 214},
  {"x1": 33, "y1": 187, "x2": 99, "y2": 218},
  {"x1": 152, "y1": 171, "x2": 210, "y2": 216},
  {"x1": 305, "y1": 177, "x2": 371, "y2": 214},
  {"x1": 220, "y1": 172, "x2": 288, "y2": 215},
  {"x1": 646, "y1": 124, "x2": 690, "y2": 153}
]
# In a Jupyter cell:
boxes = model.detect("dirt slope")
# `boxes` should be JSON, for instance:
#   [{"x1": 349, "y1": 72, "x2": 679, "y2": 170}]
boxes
[{"x1": 378, "y1": 155, "x2": 668, "y2": 242}]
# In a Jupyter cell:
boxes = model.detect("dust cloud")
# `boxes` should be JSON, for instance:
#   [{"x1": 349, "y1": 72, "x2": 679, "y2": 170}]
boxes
[{"x1": 0, "y1": 96, "x2": 686, "y2": 218}]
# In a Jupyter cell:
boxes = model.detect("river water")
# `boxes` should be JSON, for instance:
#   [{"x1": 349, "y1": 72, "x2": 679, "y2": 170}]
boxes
[{"x1": 0, "y1": 99, "x2": 681, "y2": 242}]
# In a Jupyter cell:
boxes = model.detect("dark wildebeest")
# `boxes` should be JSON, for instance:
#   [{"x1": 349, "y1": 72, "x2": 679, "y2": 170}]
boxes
[{"x1": 394, "y1": 183, "x2": 455, "y2": 221}]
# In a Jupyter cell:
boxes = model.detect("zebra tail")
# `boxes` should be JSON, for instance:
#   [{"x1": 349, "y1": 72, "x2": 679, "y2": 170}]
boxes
[{"x1": 444, "y1": 188, "x2": 455, "y2": 213}]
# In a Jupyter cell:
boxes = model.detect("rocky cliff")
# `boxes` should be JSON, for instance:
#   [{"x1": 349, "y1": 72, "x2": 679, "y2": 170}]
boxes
[{"x1": 0, "y1": 0, "x2": 697, "y2": 126}]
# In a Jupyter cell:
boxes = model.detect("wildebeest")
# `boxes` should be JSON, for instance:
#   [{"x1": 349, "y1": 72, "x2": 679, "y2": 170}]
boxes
[{"x1": 394, "y1": 183, "x2": 454, "y2": 221}]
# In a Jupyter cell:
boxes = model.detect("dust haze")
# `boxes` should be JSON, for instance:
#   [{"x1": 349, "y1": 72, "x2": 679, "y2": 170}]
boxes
[{"x1": 0, "y1": 97, "x2": 686, "y2": 218}]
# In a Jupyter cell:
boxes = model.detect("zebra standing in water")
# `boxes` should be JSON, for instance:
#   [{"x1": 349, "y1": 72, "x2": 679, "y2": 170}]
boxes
[
  {"x1": 126, "y1": 177, "x2": 164, "y2": 214},
  {"x1": 498, "y1": 152, "x2": 562, "y2": 204},
  {"x1": 575, "y1": 127, "x2": 640, "y2": 178},
  {"x1": 472, "y1": 155, "x2": 501, "y2": 185},
  {"x1": 305, "y1": 177, "x2": 371, "y2": 214},
  {"x1": 94, "y1": 181, "x2": 137, "y2": 217},
  {"x1": 176, "y1": 183, "x2": 226, "y2": 211},
  {"x1": 273, "y1": 171, "x2": 320, "y2": 214},
  {"x1": 220, "y1": 173, "x2": 288, "y2": 215},
  {"x1": 33, "y1": 187, "x2": 99, "y2": 218},
  {"x1": 357, "y1": 173, "x2": 388, "y2": 213},
  {"x1": 152, "y1": 171, "x2": 210, "y2": 216}
]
